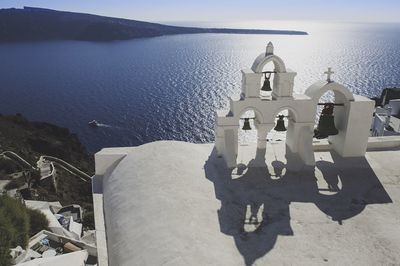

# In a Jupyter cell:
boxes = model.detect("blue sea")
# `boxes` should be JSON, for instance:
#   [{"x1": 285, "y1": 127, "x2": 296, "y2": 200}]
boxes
[{"x1": 0, "y1": 22, "x2": 399, "y2": 153}]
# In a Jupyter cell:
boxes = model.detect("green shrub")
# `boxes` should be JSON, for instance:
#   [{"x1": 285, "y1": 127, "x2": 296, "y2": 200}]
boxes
[
  {"x1": 0, "y1": 228, "x2": 12, "y2": 266},
  {"x1": 27, "y1": 208, "x2": 49, "y2": 237},
  {"x1": 0, "y1": 195, "x2": 29, "y2": 265},
  {"x1": 0, "y1": 195, "x2": 49, "y2": 265}
]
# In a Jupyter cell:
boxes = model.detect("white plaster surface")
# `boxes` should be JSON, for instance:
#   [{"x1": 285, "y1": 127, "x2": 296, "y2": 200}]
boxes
[
  {"x1": 17, "y1": 250, "x2": 88, "y2": 266},
  {"x1": 101, "y1": 140, "x2": 400, "y2": 266},
  {"x1": 94, "y1": 147, "x2": 132, "y2": 175}
]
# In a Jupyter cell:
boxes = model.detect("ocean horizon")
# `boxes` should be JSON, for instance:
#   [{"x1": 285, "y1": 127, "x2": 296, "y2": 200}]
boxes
[{"x1": 0, "y1": 21, "x2": 399, "y2": 153}]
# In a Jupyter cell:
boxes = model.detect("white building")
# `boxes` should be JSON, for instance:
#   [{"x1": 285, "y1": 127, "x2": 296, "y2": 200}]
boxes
[
  {"x1": 92, "y1": 43, "x2": 400, "y2": 266},
  {"x1": 214, "y1": 42, "x2": 374, "y2": 168},
  {"x1": 372, "y1": 99, "x2": 400, "y2": 136}
]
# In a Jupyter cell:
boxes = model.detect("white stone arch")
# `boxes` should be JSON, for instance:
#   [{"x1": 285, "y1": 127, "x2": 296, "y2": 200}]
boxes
[
  {"x1": 251, "y1": 54, "x2": 287, "y2": 73},
  {"x1": 236, "y1": 106, "x2": 265, "y2": 124},
  {"x1": 271, "y1": 105, "x2": 299, "y2": 123},
  {"x1": 303, "y1": 80, "x2": 374, "y2": 159},
  {"x1": 215, "y1": 43, "x2": 374, "y2": 169},
  {"x1": 266, "y1": 105, "x2": 314, "y2": 165},
  {"x1": 305, "y1": 81, "x2": 354, "y2": 104},
  {"x1": 305, "y1": 81, "x2": 354, "y2": 139}
]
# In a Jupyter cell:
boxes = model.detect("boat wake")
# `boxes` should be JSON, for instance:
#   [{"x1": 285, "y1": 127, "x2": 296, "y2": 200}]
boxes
[
  {"x1": 96, "y1": 123, "x2": 112, "y2": 128},
  {"x1": 88, "y1": 120, "x2": 131, "y2": 131},
  {"x1": 88, "y1": 120, "x2": 113, "y2": 128}
]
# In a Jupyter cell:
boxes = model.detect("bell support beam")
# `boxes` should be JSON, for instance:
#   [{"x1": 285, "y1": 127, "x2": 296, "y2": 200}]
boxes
[{"x1": 317, "y1": 103, "x2": 344, "y2": 106}]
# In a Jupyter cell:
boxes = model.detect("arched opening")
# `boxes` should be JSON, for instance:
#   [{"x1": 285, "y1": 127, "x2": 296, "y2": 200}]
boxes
[
  {"x1": 259, "y1": 61, "x2": 276, "y2": 99},
  {"x1": 251, "y1": 54, "x2": 287, "y2": 101},
  {"x1": 252, "y1": 54, "x2": 286, "y2": 73},
  {"x1": 234, "y1": 106, "x2": 300, "y2": 178},
  {"x1": 238, "y1": 109, "x2": 258, "y2": 146},
  {"x1": 270, "y1": 107, "x2": 298, "y2": 140},
  {"x1": 234, "y1": 108, "x2": 263, "y2": 176},
  {"x1": 314, "y1": 90, "x2": 335, "y2": 123},
  {"x1": 263, "y1": 108, "x2": 299, "y2": 179}
]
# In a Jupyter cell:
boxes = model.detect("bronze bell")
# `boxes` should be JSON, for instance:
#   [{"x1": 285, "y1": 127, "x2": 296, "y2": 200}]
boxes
[
  {"x1": 314, "y1": 103, "x2": 339, "y2": 139},
  {"x1": 274, "y1": 115, "x2": 287, "y2": 131},
  {"x1": 242, "y1": 118, "x2": 252, "y2": 131},
  {"x1": 261, "y1": 78, "x2": 272, "y2": 92},
  {"x1": 261, "y1": 73, "x2": 272, "y2": 91}
]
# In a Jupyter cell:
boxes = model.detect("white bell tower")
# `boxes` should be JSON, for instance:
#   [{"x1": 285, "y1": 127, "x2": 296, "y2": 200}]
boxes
[{"x1": 214, "y1": 42, "x2": 375, "y2": 169}]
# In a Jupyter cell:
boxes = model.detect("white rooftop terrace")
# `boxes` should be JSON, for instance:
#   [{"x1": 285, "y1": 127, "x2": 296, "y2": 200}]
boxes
[{"x1": 93, "y1": 137, "x2": 400, "y2": 266}]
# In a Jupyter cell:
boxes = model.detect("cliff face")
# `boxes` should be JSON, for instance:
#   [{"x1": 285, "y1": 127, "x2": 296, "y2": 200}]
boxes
[
  {"x1": 0, "y1": 7, "x2": 307, "y2": 42},
  {"x1": 0, "y1": 114, "x2": 93, "y2": 174},
  {"x1": 0, "y1": 114, "x2": 94, "y2": 208}
]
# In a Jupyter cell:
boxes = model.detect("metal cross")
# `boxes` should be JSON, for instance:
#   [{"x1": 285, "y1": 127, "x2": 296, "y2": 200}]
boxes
[{"x1": 324, "y1": 67, "x2": 334, "y2": 83}]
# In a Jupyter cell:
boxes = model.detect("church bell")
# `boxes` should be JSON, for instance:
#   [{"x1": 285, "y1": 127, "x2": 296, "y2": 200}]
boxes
[
  {"x1": 274, "y1": 115, "x2": 287, "y2": 131},
  {"x1": 260, "y1": 73, "x2": 272, "y2": 92},
  {"x1": 242, "y1": 118, "x2": 252, "y2": 131},
  {"x1": 314, "y1": 103, "x2": 339, "y2": 139}
]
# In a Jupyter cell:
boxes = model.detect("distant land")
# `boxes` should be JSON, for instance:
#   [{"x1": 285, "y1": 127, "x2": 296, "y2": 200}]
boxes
[{"x1": 0, "y1": 7, "x2": 308, "y2": 42}]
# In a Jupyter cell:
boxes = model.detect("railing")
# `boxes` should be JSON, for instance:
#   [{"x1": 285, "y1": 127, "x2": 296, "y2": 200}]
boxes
[
  {"x1": 1, "y1": 151, "x2": 91, "y2": 183},
  {"x1": 0, "y1": 151, "x2": 35, "y2": 170},
  {"x1": 40, "y1": 156, "x2": 91, "y2": 182}
]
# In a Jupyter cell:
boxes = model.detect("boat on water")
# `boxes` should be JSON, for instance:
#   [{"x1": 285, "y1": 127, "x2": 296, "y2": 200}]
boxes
[{"x1": 88, "y1": 120, "x2": 100, "y2": 127}]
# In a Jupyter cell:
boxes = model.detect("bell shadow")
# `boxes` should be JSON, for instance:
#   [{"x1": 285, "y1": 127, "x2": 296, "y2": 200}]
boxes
[
  {"x1": 316, "y1": 160, "x2": 340, "y2": 191},
  {"x1": 313, "y1": 151, "x2": 393, "y2": 223},
  {"x1": 204, "y1": 147, "x2": 392, "y2": 266},
  {"x1": 271, "y1": 160, "x2": 285, "y2": 178},
  {"x1": 247, "y1": 148, "x2": 267, "y2": 168}
]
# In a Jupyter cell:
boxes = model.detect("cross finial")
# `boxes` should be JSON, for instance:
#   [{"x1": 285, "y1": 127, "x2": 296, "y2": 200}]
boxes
[{"x1": 324, "y1": 67, "x2": 334, "y2": 83}]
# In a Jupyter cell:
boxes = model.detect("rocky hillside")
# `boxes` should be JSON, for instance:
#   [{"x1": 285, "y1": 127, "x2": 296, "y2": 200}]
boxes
[
  {"x1": 0, "y1": 6, "x2": 307, "y2": 42},
  {"x1": 0, "y1": 114, "x2": 94, "y2": 210},
  {"x1": 0, "y1": 113, "x2": 93, "y2": 174}
]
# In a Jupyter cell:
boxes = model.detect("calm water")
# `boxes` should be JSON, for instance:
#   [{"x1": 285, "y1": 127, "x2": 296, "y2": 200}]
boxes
[{"x1": 0, "y1": 22, "x2": 399, "y2": 153}]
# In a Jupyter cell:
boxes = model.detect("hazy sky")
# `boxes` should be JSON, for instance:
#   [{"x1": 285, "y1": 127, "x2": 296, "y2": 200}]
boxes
[{"x1": 1, "y1": 0, "x2": 400, "y2": 25}]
